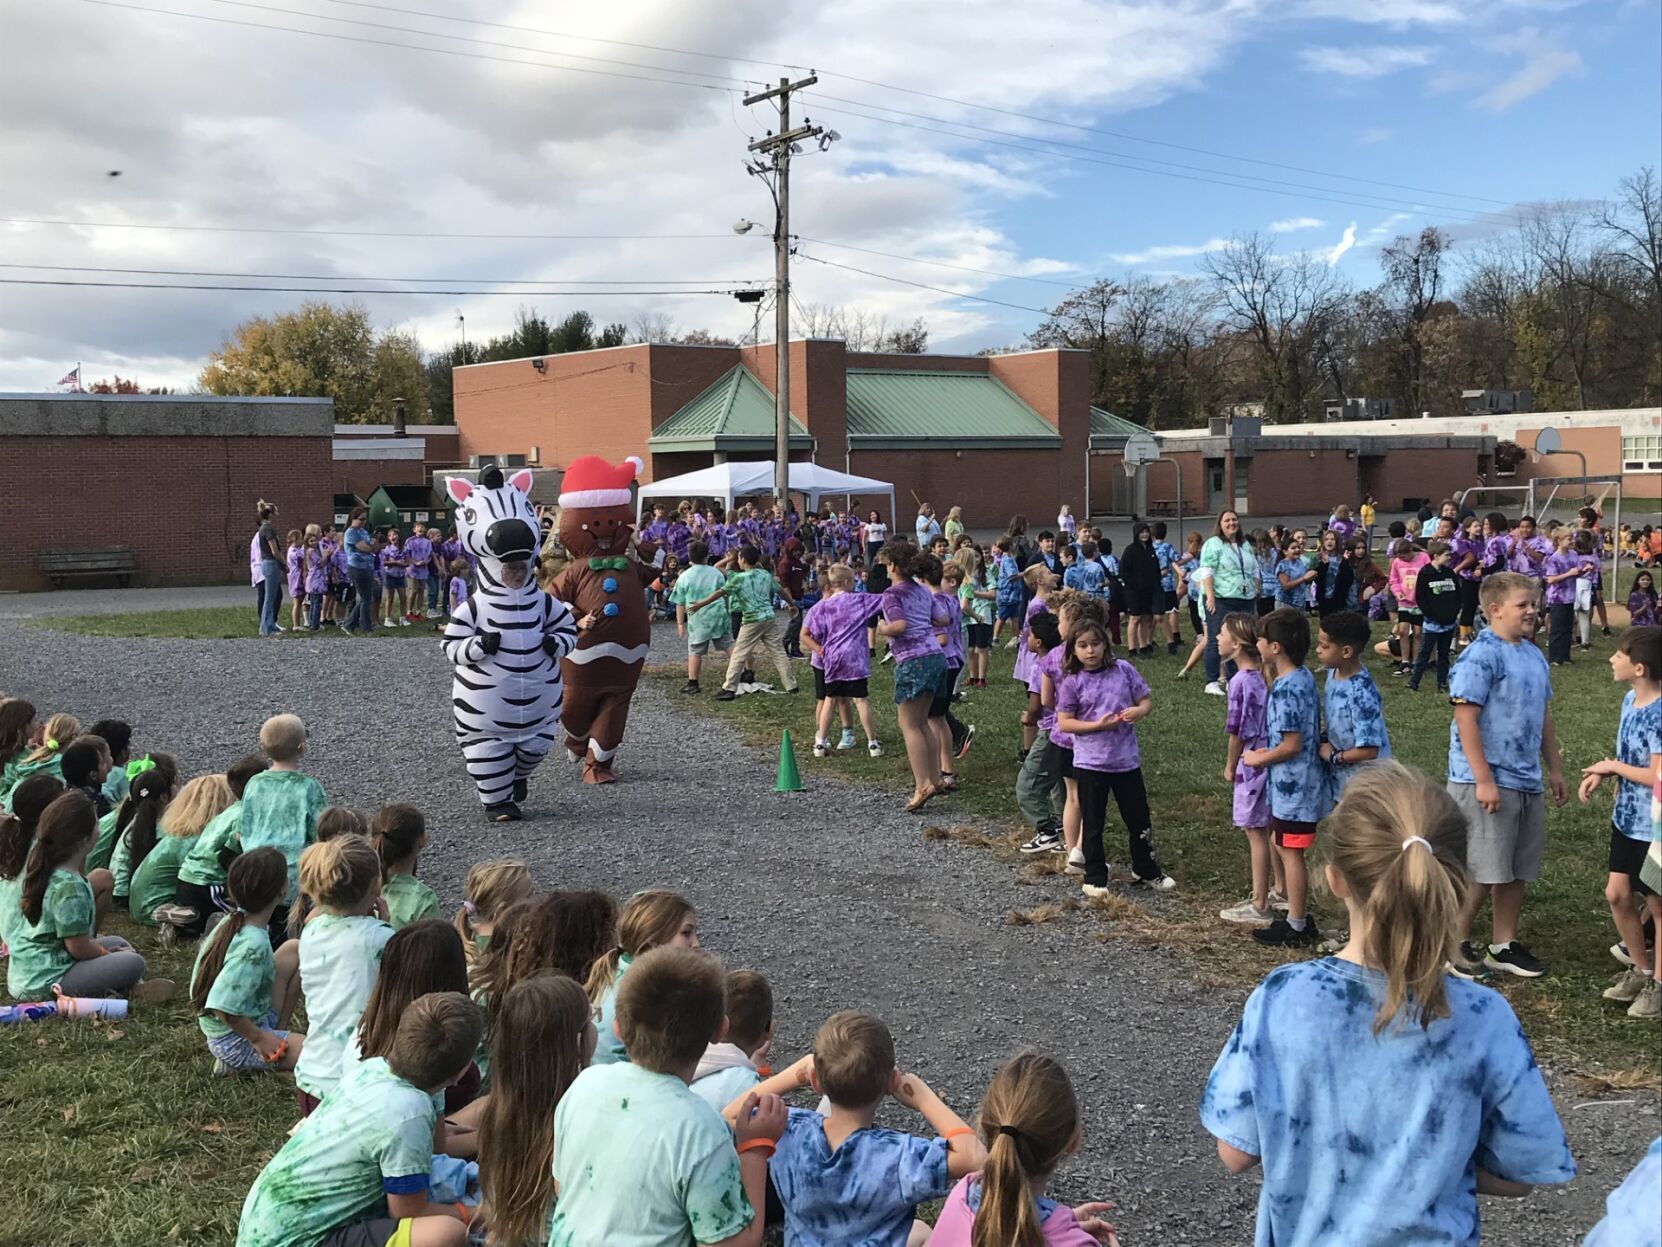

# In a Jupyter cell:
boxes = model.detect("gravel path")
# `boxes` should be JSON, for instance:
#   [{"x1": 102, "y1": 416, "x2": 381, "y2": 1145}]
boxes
[{"x1": 1, "y1": 612, "x2": 1652, "y2": 1244}]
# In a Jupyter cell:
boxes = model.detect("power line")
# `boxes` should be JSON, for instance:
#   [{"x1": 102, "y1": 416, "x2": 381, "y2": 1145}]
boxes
[
  {"x1": 1, "y1": 278, "x2": 758, "y2": 296},
  {"x1": 0, "y1": 217, "x2": 744, "y2": 241},
  {"x1": 794, "y1": 237, "x2": 1083, "y2": 289},
  {"x1": 793, "y1": 251, "x2": 1053, "y2": 315},
  {"x1": 1, "y1": 263, "x2": 769, "y2": 285}
]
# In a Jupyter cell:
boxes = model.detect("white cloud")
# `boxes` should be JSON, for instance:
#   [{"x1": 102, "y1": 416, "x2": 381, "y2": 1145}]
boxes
[
  {"x1": 1270, "y1": 216, "x2": 1326, "y2": 233},
  {"x1": 1363, "y1": 212, "x2": 1416, "y2": 242},
  {"x1": 1299, "y1": 44, "x2": 1436, "y2": 77},
  {"x1": 1295, "y1": 0, "x2": 1467, "y2": 26},
  {"x1": 1108, "y1": 238, "x2": 1232, "y2": 265},
  {"x1": 1326, "y1": 224, "x2": 1359, "y2": 265},
  {"x1": 1358, "y1": 126, "x2": 1394, "y2": 144},
  {"x1": 1474, "y1": 28, "x2": 1584, "y2": 111}
]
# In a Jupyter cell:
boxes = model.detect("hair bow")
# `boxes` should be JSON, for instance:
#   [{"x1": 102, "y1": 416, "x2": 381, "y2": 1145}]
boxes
[
  {"x1": 44, "y1": 738, "x2": 60, "y2": 751},
  {"x1": 125, "y1": 754, "x2": 157, "y2": 780},
  {"x1": 588, "y1": 556, "x2": 630, "y2": 571}
]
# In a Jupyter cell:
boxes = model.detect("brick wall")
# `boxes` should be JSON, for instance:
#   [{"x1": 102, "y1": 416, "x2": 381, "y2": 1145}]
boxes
[
  {"x1": 332, "y1": 457, "x2": 428, "y2": 500},
  {"x1": 849, "y1": 447, "x2": 1077, "y2": 530},
  {"x1": 1, "y1": 434, "x2": 333, "y2": 590}
]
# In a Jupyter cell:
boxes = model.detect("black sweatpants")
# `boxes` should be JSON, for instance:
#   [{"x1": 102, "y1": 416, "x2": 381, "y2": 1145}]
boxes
[
  {"x1": 1075, "y1": 766, "x2": 1160, "y2": 886},
  {"x1": 1547, "y1": 602, "x2": 1575, "y2": 664},
  {"x1": 1457, "y1": 578, "x2": 1480, "y2": 630}
]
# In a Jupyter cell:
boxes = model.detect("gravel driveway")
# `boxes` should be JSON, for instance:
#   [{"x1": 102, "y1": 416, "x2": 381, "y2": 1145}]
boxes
[{"x1": 1, "y1": 611, "x2": 1652, "y2": 1245}]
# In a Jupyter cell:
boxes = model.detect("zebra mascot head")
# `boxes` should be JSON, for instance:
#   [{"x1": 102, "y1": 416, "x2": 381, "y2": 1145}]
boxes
[{"x1": 446, "y1": 465, "x2": 538, "y2": 588}]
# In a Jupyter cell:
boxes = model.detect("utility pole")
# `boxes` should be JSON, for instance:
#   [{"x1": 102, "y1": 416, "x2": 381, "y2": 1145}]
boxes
[{"x1": 744, "y1": 74, "x2": 826, "y2": 507}]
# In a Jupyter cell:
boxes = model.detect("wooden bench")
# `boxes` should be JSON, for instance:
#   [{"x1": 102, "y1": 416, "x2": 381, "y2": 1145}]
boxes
[
  {"x1": 1147, "y1": 497, "x2": 1179, "y2": 516},
  {"x1": 38, "y1": 547, "x2": 138, "y2": 588}
]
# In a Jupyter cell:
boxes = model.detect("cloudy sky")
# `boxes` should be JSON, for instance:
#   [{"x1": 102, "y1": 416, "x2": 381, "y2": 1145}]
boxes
[{"x1": 1, "y1": 0, "x2": 1656, "y2": 392}]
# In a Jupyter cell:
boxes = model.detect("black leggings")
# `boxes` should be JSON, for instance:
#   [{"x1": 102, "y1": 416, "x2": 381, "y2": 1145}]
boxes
[
  {"x1": 1547, "y1": 602, "x2": 1575, "y2": 664},
  {"x1": 1457, "y1": 578, "x2": 1480, "y2": 629},
  {"x1": 1075, "y1": 766, "x2": 1161, "y2": 886}
]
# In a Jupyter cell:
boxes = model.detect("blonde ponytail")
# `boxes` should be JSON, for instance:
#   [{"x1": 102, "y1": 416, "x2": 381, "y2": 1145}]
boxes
[
  {"x1": 1326, "y1": 761, "x2": 1469, "y2": 1033},
  {"x1": 296, "y1": 833, "x2": 381, "y2": 916},
  {"x1": 972, "y1": 1053, "x2": 1079, "y2": 1247}
]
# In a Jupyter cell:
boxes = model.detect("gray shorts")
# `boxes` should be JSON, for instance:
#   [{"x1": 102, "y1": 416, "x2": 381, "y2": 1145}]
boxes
[
  {"x1": 689, "y1": 636, "x2": 733, "y2": 656},
  {"x1": 1448, "y1": 782, "x2": 1546, "y2": 885}
]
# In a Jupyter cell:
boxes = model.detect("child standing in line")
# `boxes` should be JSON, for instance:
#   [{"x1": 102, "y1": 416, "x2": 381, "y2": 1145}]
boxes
[
  {"x1": 956, "y1": 547, "x2": 996, "y2": 689},
  {"x1": 190, "y1": 847, "x2": 305, "y2": 1075},
  {"x1": 238, "y1": 993, "x2": 480, "y2": 1247},
  {"x1": 291, "y1": 835, "x2": 394, "y2": 1114},
  {"x1": 240, "y1": 714, "x2": 327, "y2": 943},
  {"x1": 1201, "y1": 763, "x2": 1575, "y2": 1247},
  {"x1": 405, "y1": 520, "x2": 436, "y2": 620},
  {"x1": 161, "y1": 755, "x2": 269, "y2": 938},
  {"x1": 1571, "y1": 529, "x2": 1600, "y2": 652},
  {"x1": 372, "y1": 803, "x2": 440, "y2": 929},
  {"x1": 749, "y1": 1010, "x2": 986, "y2": 1247},
  {"x1": 381, "y1": 527, "x2": 407, "y2": 629},
  {"x1": 801, "y1": 565, "x2": 882, "y2": 759},
  {"x1": 1449, "y1": 572, "x2": 1566, "y2": 980},
  {"x1": 300, "y1": 527, "x2": 327, "y2": 631},
  {"x1": 1017, "y1": 612, "x2": 1068, "y2": 858},
  {"x1": 1407, "y1": 540, "x2": 1459, "y2": 692},
  {"x1": 691, "y1": 544, "x2": 800, "y2": 701},
  {"x1": 1541, "y1": 528, "x2": 1584, "y2": 666},
  {"x1": 926, "y1": 558, "x2": 975, "y2": 784},
  {"x1": 1218, "y1": 613, "x2": 1284, "y2": 927},
  {"x1": 551, "y1": 947, "x2": 785, "y2": 1247},
  {"x1": 669, "y1": 540, "x2": 733, "y2": 696},
  {"x1": 1386, "y1": 538, "x2": 1430, "y2": 676},
  {"x1": 1242, "y1": 608, "x2": 1328, "y2": 948},
  {"x1": 1055, "y1": 618, "x2": 1174, "y2": 895},
  {"x1": 1317, "y1": 611, "x2": 1391, "y2": 800},
  {"x1": 929, "y1": 1052, "x2": 1119, "y2": 1247},
  {"x1": 691, "y1": 969, "x2": 774, "y2": 1114},
  {"x1": 992, "y1": 538, "x2": 1024, "y2": 645},
  {"x1": 285, "y1": 529, "x2": 305, "y2": 632},
  {"x1": 592, "y1": 889, "x2": 699, "y2": 1066},
  {"x1": 1629, "y1": 570, "x2": 1658, "y2": 626},
  {"x1": 129, "y1": 774, "x2": 233, "y2": 931},
  {"x1": 445, "y1": 557, "x2": 469, "y2": 619},
  {"x1": 1579, "y1": 626, "x2": 1662, "y2": 1019}
]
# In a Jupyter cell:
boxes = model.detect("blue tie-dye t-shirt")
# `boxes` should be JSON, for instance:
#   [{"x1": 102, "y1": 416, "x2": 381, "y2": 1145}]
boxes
[
  {"x1": 1584, "y1": 1136, "x2": 1661, "y2": 1247},
  {"x1": 1200, "y1": 958, "x2": 1574, "y2": 1247},
  {"x1": 1611, "y1": 690, "x2": 1662, "y2": 841},
  {"x1": 1446, "y1": 629, "x2": 1552, "y2": 793},
  {"x1": 769, "y1": 1107, "x2": 949, "y2": 1247},
  {"x1": 1266, "y1": 667, "x2": 1328, "y2": 823},
  {"x1": 1322, "y1": 669, "x2": 1391, "y2": 796}
]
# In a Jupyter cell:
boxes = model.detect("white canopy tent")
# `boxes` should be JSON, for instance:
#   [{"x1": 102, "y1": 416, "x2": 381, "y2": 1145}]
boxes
[{"x1": 635, "y1": 461, "x2": 896, "y2": 521}]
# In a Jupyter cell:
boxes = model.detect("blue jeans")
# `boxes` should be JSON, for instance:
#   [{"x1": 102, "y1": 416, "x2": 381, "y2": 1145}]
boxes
[
  {"x1": 259, "y1": 560, "x2": 283, "y2": 635},
  {"x1": 1203, "y1": 596, "x2": 1256, "y2": 684},
  {"x1": 306, "y1": 591, "x2": 323, "y2": 630},
  {"x1": 425, "y1": 575, "x2": 442, "y2": 611},
  {"x1": 344, "y1": 565, "x2": 376, "y2": 632}
]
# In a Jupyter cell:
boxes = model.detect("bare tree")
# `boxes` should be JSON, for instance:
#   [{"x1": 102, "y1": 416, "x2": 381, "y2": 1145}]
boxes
[
  {"x1": 1379, "y1": 226, "x2": 1452, "y2": 414},
  {"x1": 1597, "y1": 167, "x2": 1662, "y2": 401},
  {"x1": 631, "y1": 311, "x2": 677, "y2": 344}
]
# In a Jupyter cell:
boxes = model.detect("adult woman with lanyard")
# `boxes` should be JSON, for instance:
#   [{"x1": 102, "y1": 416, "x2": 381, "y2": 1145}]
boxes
[
  {"x1": 1199, "y1": 509, "x2": 1256, "y2": 696},
  {"x1": 341, "y1": 506, "x2": 378, "y2": 634}
]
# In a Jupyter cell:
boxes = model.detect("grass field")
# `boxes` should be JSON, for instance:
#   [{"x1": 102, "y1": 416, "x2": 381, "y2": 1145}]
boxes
[
  {"x1": 30, "y1": 608, "x2": 436, "y2": 640},
  {"x1": 653, "y1": 620, "x2": 1661, "y2": 1084}
]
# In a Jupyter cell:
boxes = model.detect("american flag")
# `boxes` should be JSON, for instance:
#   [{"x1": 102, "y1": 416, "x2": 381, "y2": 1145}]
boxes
[{"x1": 57, "y1": 365, "x2": 80, "y2": 387}]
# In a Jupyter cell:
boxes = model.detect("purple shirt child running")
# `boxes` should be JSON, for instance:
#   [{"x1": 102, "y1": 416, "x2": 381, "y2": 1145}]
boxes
[
  {"x1": 804, "y1": 592, "x2": 876, "y2": 683},
  {"x1": 880, "y1": 581, "x2": 946, "y2": 663},
  {"x1": 1057, "y1": 660, "x2": 1150, "y2": 773}
]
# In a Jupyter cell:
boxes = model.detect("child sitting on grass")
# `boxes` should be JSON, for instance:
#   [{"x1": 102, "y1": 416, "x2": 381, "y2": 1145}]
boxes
[
  {"x1": 108, "y1": 762, "x2": 176, "y2": 909},
  {"x1": 238, "y1": 992, "x2": 481, "y2": 1247},
  {"x1": 0, "y1": 775, "x2": 68, "y2": 953},
  {"x1": 454, "y1": 859, "x2": 533, "y2": 977},
  {"x1": 371, "y1": 804, "x2": 440, "y2": 929},
  {"x1": 59, "y1": 735, "x2": 113, "y2": 818},
  {"x1": 1201, "y1": 762, "x2": 1575, "y2": 1246},
  {"x1": 88, "y1": 718, "x2": 132, "y2": 808},
  {"x1": 550, "y1": 946, "x2": 786, "y2": 1247},
  {"x1": 929, "y1": 1052, "x2": 1120, "y2": 1247},
  {"x1": 1, "y1": 711, "x2": 77, "y2": 807},
  {"x1": 691, "y1": 968, "x2": 774, "y2": 1113},
  {"x1": 592, "y1": 889, "x2": 698, "y2": 1065},
  {"x1": 1579, "y1": 625, "x2": 1662, "y2": 1019},
  {"x1": 190, "y1": 846, "x2": 305, "y2": 1075},
  {"x1": 754, "y1": 1010, "x2": 986, "y2": 1247},
  {"x1": 162, "y1": 754, "x2": 269, "y2": 938},
  {"x1": 130, "y1": 774, "x2": 233, "y2": 931},
  {"x1": 292, "y1": 834, "x2": 394, "y2": 1114},
  {"x1": 240, "y1": 714, "x2": 327, "y2": 943}
]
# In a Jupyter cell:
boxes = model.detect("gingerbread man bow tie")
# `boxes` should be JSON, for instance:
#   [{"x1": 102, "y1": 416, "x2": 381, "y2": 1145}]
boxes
[{"x1": 587, "y1": 556, "x2": 630, "y2": 570}]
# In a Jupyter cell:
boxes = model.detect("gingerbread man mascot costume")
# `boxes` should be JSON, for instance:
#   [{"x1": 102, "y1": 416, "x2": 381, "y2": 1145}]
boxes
[{"x1": 550, "y1": 455, "x2": 661, "y2": 783}]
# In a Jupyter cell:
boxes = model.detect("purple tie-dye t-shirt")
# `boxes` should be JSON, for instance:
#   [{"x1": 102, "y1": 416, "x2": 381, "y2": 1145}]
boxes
[
  {"x1": 933, "y1": 590, "x2": 965, "y2": 667},
  {"x1": 1057, "y1": 660, "x2": 1150, "y2": 773},
  {"x1": 303, "y1": 547, "x2": 328, "y2": 594},
  {"x1": 804, "y1": 591, "x2": 877, "y2": 683},
  {"x1": 1540, "y1": 551, "x2": 1581, "y2": 606},
  {"x1": 881, "y1": 581, "x2": 946, "y2": 663},
  {"x1": 404, "y1": 535, "x2": 433, "y2": 578}
]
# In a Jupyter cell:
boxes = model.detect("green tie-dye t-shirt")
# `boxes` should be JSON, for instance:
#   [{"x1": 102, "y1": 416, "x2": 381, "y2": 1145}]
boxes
[
  {"x1": 380, "y1": 873, "x2": 440, "y2": 930},
  {"x1": 239, "y1": 771, "x2": 326, "y2": 903},
  {"x1": 6, "y1": 868, "x2": 93, "y2": 999},
  {"x1": 194, "y1": 922, "x2": 275, "y2": 1039},
  {"x1": 292, "y1": 913, "x2": 395, "y2": 1101},
  {"x1": 177, "y1": 802, "x2": 242, "y2": 888},
  {"x1": 237, "y1": 1057, "x2": 435, "y2": 1247},
  {"x1": 129, "y1": 832, "x2": 199, "y2": 924}
]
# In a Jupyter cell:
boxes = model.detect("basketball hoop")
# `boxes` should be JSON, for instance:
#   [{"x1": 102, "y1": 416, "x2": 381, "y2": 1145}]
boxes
[
  {"x1": 1121, "y1": 431, "x2": 1158, "y2": 479},
  {"x1": 1122, "y1": 460, "x2": 1140, "y2": 479}
]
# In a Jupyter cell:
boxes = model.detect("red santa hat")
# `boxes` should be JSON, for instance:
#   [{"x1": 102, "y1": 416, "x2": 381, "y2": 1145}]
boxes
[{"x1": 558, "y1": 455, "x2": 642, "y2": 509}]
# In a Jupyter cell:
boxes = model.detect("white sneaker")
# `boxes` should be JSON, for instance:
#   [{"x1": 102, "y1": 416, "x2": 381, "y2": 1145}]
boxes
[
  {"x1": 812, "y1": 740, "x2": 830, "y2": 759},
  {"x1": 837, "y1": 729, "x2": 856, "y2": 750},
  {"x1": 1081, "y1": 882, "x2": 1111, "y2": 899},
  {"x1": 1203, "y1": 681, "x2": 1226, "y2": 697},
  {"x1": 867, "y1": 740, "x2": 883, "y2": 758},
  {"x1": 426, "y1": 608, "x2": 441, "y2": 619},
  {"x1": 1064, "y1": 848, "x2": 1087, "y2": 876},
  {"x1": 879, "y1": 650, "x2": 894, "y2": 664},
  {"x1": 1219, "y1": 898, "x2": 1273, "y2": 926},
  {"x1": 398, "y1": 617, "x2": 413, "y2": 628},
  {"x1": 1604, "y1": 969, "x2": 1651, "y2": 1001},
  {"x1": 273, "y1": 623, "x2": 286, "y2": 632},
  {"x1": 1629, "y1": 980, "x2": 1661, "y2": 1019},
  {"x1": 1268, "y1": 888, "x2": 1290, "y2": 912},
  {"x1": 1133, "y1": 873, "x2": 1177, "y2": 891}
]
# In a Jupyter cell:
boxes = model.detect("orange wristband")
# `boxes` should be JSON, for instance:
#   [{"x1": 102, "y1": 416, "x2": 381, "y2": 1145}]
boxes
[
  {"x1": 737, "y1": 1139, "x2": 777, "y2": 1157},
  {"x1": 261, "y1": 1038, "x2": 289, "y2": 1065},
  {"x1": 943, "y1": 1126, "x2": 975, "y2": 1141},
  {"x1": 452, "y1": 1202, "x2": 473, "y2": 1226}
]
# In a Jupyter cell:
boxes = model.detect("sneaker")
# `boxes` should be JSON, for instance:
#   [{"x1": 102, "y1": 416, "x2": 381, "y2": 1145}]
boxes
[
  {"x1": 273, "y1": 623, "x2": 286, "y2": 633},
  {"x1": 212, "y1": 1056, "x2": 234, "y2": 1077},
  {"x1": 714, "y1": 690, "x2": 737, "y2": 702},
  {"x1": 1253, "y1": 918, "x2": 1319, "y2": 947},
  {"x1": 151, "y1": 902, "x2": 199, "y2": 928},
  {"x1": 812, "y1": 740, "x2": 830, "y2": 759},
  {"x1": 1219, "y1": 898, "x2": 1274, "y2": 926},
  {"x1": 1447, "y1": 940, "x2": 1491, "y2": 979},
  {"x1": 1203, "y1": 681, "x2": 1226, "y2": 697},
  {"x1": 427, "y1": 608, "x2": 442, "y2": 619},
  {"x1": 1020, "y1": 828, "x2": 1063, "y2": 855},
  {"x1": 155, "y1": 922, "x2": 179, "y2": 947},
  {"x1": 1049, "y1": 838, "x2": 1068, "y2": 854},
  {"x1": 1132, "y1": 873, "x2": 1177, "y2": 891},
  {"x1": 681, "y1": 680, "x2": 700, "y2": 694},
  {"x1": 879, "y1": 650, "x2": 894, "y2": 664},
  {"x1": 399, "y1": 617, "x2": 413, "y2": 628},
  {"x1": 867, "y1": 740, "x2": 883, "y2": 758},
  {"x1": 1603, "y1": 969, "x2": 1652, "y2": 1002},
  {"x1": 1064, "y1": 848, "x2": 1087, "y2": 876},
  {"x1": 1602, "y1": 625, "x2": 1613, "y2": 637},
  {"x1": 1613, "y1": 942, "x2": 1637, "y2": 968},
  {"x1": 1081, "y1": 882, "x2": 1111, "y2": 899},
  {"x1": 838, "y1": 728, "x2": 857, "y2": 750},
  {"x1": 1267, "y1": 888, "x2": 1290, "y2": 911},
  {"x1": 1167, "y1": 641, "x2": 1180, "y2": 655},
  {"x1": 955, "y1": 724, "x2": 977, "y2": 760},
  {"x1": 132, "y1": 977, "x2": 177, "y2": 1003},
  {"x1": 1485, "y1": 941, "x2": 1546, "y2": 978},
  {"x1": 1628, "y1": 980, "x2": 1661, "y2": 1019},
  {"x1": 1177, "y1": 668, "x2": 1190, "y2": 679}
]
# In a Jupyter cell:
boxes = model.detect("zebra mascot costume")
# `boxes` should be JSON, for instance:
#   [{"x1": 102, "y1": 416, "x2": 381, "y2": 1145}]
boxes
[{"x1": 441, "y1": 466, "x2": 579, "y2": 822}]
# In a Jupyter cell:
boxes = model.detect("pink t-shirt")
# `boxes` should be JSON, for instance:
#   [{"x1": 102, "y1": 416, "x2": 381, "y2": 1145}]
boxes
[
  {"x1": 1388, "y1": 551, "x2": 1431, "y2": 608},
  {"x1": 929, "y1": 1175, "x2": 1098, "y2": 1247}
]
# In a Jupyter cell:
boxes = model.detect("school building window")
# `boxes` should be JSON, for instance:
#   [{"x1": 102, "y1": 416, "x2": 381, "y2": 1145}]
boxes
[{"x1": 1621, "y1": 434, "x2": 1662, "y2": 472}]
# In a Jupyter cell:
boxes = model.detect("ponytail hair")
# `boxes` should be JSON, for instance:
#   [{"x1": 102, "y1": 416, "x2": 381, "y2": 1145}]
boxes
[
  {"x1": 972, "y1": 1052, "x2": 1080, "y2": 1247},
  {"x1": 370, "y1": 803, "x2": 426, "y2": 870},
  {"x1": 587, "y1": 889, "x2": 694, "y2": 1002},
  {"x1": 109, "y1": 751, "x2": 178, "y2": 849},
  {"x1": 454, "y1": 859, "x2": 534, "y2": 977},
  {"x1": 23, "y1": 713, "x2": 80, "y2": 766},
  {"x1": 1325, "y1": 760, "x2": 1469, "y2": 1032},
  {"x1": 0, "y1": 774, "x2": 66, "y2": 880},
  {"x1": 120, "y1": 762, "x2": 176, "y2": 875},
  {"x1": 191, "y1": 847, "x2": 287, "y2": 1015},
  {"x1": 20, "y1": 791, "x2": 97, "y2": 925},
  {"x1": 296, "y1": 834, "x2": 381, "y2": 915}
]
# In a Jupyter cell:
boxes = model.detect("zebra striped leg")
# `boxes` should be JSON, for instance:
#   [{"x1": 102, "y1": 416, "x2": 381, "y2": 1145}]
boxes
[
  {"x1": 461, "y1": 738, "x2": 517, "y2": 807},
  {"x1": 514, "y1": 733, "x2": 556, "y2": 779}
]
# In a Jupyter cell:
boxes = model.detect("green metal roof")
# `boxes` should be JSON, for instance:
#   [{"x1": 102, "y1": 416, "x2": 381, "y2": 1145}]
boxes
[
  {"x1": 1090, "y1": 407, "x2": 1144, "y2": 441},
  {"x1": 845, "y1": 369, "x2": 1061, "y2": 449},
  {"x1": 649, "y1": 366, "x2": 811, "y2": 452}
]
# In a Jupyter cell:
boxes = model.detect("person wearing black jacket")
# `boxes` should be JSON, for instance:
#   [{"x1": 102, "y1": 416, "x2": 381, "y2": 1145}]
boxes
[
  {"x1": 1314, "y1": 530, "x2": 1356, "y2": 618},
  {"x1": 1407, "y1": 540, "x2": 1459, "y2": 692},
  {"x1": 1120, "y1": 523, "x2": 1163, "y2": 656}
]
